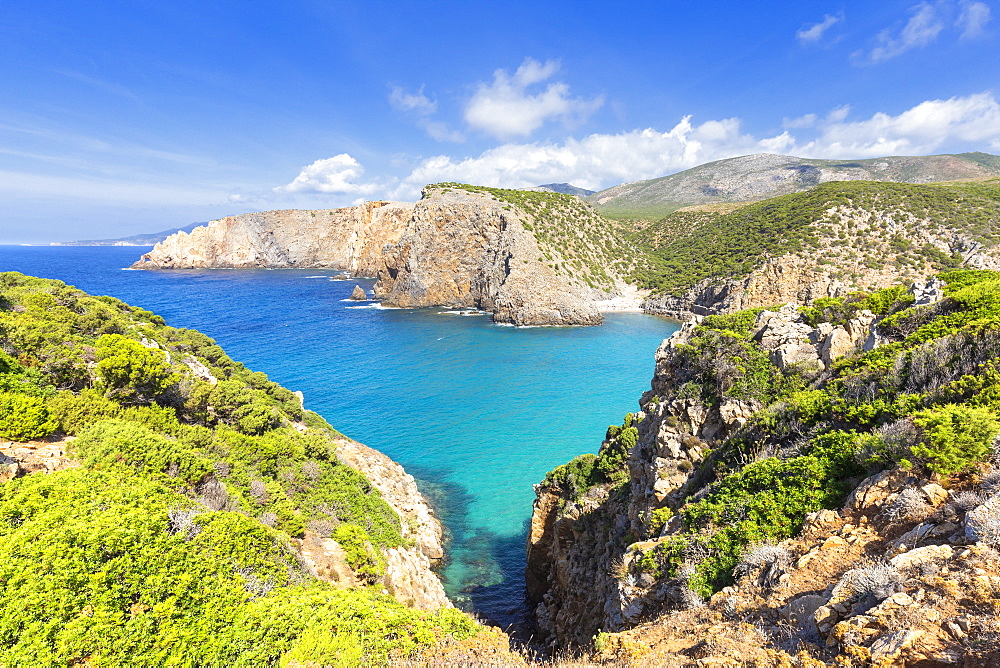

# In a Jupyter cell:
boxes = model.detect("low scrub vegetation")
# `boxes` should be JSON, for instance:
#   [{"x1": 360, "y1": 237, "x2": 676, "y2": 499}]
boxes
[
  {"x1": 0, "y1": 272, "x2": 481, "y2": 664},
  {"x1": 629, "y1": 180, "x2": 1000, "y2": 297},
  {"x1": 547, "y1": 270, "x2": 1000, "y2": 602}
]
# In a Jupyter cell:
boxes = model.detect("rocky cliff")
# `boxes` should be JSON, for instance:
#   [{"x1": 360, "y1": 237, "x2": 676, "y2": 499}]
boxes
[
  {"x1": 332, "y1": 436, "x2": 450, "y2": 610},
  {"x1": 374, "y1": 185, "x2": 628, "y2": 326},
  {"x1": 525, "y1": 270, "x2": 1000, "y2": 665},
  {"x1": 133, "y1": 184, "x2": 642, "y2": 326},
  {"x1": 132, "y1": 201, "x2": 413, "y2": 274},
  {"x1": 637, "y1": 179, "x2": 1000, "y2": 320}
]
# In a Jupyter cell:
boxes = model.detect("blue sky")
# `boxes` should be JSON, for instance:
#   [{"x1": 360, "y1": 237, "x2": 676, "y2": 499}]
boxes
[{"x1": 1, "y1": 0, "x2": 998, "y2": 243}]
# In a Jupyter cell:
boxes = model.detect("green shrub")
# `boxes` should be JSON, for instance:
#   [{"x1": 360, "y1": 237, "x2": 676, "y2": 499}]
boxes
[
  {"x1": 909, "y1": 404, "x2": 1000, "y2": 476},
  {"x1": 72, "y1": 419, "x2": 212, "y2": 487},
  {"x1": 0, "y1": 469, "x2": 476, "y2": 665},
  {"x1": 94, "y1": 334, "x2": 179, "y2": 404},
  {"x1": 0, "y1": 391, "x2": 56, "y2": 441}
]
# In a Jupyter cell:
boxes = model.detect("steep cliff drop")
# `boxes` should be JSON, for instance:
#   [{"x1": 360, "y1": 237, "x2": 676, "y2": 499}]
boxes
[
  {"x1": 132, "y1": 185, "x2": 637, "y2": 326},
  {"x1": 524, "y1": 273, "x2": 1000, "y2": 665},
  {"x1": 131, "y1": 201, "x2": 414, "y2": 273},
  {"x1": 374, "y1": 186, "x2": 607, "y2": 326}
]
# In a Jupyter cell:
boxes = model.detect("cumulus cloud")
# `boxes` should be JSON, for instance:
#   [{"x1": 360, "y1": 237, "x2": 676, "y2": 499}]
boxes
[
  {"x1": 274, "y1": 154, "x2": 379, "y2": 195},
  {"x1": 799, "y1": 92, "x2": 1000, "y2": 157},
  {"x1": 285, "y1": 93, "x2": 1000, "y2": 204},
  {"x1": 957, "y1": 0, "x2": 991, "y2": 38},
  {"x1": 463, "y1": 58, "x2": 604, "y2": 139},
  {"x1": 391, "y1": 116, "x2": 793, "y2": 197},
  {"x1": 386, "y1": 92, "x2": 1000, "y2": 199},
  {"x1": 797, "y1": 13, "x2": 843, "y2": 43}
]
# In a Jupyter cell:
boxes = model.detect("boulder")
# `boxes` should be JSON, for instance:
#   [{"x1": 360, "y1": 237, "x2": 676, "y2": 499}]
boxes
[{"x1": 349, "y1": 284, "x2": 368, "y2": 301}]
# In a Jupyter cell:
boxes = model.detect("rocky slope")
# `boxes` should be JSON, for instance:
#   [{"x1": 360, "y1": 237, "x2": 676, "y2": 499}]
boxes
[
  {"x1": 374, "y1": 184, "x2": 641, "y2": 326},
  {"x1": 589, "y1": 152, "x2": 1000, "y2": 220},
  {"x1": 132, "y1": 201, "x2": 414, "y2": 274},
  {"x1": 635, "y1": 178, "x2": 1000, "y2": 319},
  {"x1": 525, "y1": 269, "x2": 1000, "y2": 665}
]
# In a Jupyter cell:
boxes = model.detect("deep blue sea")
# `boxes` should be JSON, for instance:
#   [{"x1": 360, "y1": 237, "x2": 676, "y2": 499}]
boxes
[{"x1": 0, "y1": 245, "x2": 678, "y2": 628}]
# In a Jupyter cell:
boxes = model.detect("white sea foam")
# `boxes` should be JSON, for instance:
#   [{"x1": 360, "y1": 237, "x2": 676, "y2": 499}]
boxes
[{"x1": 346, "y1": 303, "x2": 399, "y2": 310}]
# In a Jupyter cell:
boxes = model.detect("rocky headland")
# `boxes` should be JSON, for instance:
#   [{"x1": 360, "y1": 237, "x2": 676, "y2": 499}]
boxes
[
  {"x1": 132, "y1": 201, "x2": 413, "y2": 274},
  {"x1": 133, "y1": 184, "x2": 642, "y2": 326},
  {"x1": 524, "y1": 268, "x2": 1000, "y2": 665}
]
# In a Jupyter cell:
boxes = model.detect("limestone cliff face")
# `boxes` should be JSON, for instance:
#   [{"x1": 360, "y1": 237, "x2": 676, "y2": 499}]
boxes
[
  {"x1": 374, "y1": 187, "x2": 606, "y2": 326},
  {"x1": 131, "y1": 201, "x2": 413, "y2": 274},
  {"x1": 132, "y1": 188, "x2": 622, "y2": 326}
]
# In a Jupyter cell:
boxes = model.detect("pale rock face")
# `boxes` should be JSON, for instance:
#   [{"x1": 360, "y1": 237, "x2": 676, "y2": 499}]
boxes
[
  {"x1": 374, "y1": 189, "x2": 604, "y2": 326},
  {"x1": 524, "y1": 282, "x2": 914, "y2": 646},
  {"x1": 132, "y1": 202, "x2": 413, "y2": 274},
  {"x1": 133, "y1": 190, "x2": 614, "y2": 326},
  {"x1": 293, "y1": 435, "x2": 452, "y2": 611}
]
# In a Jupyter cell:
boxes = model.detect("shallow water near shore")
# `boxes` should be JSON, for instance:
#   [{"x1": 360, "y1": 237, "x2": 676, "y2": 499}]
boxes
[{"x1": 0, "y1": 245, "x2": 679, "y2": 628}]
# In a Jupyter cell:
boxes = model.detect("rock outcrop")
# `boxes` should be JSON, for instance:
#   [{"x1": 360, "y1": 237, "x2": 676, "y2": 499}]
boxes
[
  {"x1": 333, "y1": 436, "x2": 451, "y2": 611},
  {"x1": 132, "y1": 201, "x2": 413, "y2": 274},
  {"x1": 374, "y1": 187, "x2": 608, "y2": 326},
  {"x1": 132, "y1": 187, "x2": 633, "y2": 326},
  {"x1": 525, "y1": 279, "x2": 962, "y2": 649}
]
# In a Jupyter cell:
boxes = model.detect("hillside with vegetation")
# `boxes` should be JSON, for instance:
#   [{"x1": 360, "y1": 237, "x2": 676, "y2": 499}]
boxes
[
  {"x1": 527, "y1": 270, "x2": 1000, "y2": 665},
  {"x1": 430, "y1": 183, "x2": 653, "y2": 295},
  {"x1": 588, "y1": 152, "x2": 1000, "y2": 221},
  {"x1": 0, "y1": 272, "x2": 515, "y2": 665},
  {"x1": 627, "y1": 178, "x2": 1000, "y2": 317}
]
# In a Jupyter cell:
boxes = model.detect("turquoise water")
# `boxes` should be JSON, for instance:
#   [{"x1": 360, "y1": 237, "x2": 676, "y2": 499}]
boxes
[{"x1": 0, "y1": 246, "x2": 678, "y2": 626}]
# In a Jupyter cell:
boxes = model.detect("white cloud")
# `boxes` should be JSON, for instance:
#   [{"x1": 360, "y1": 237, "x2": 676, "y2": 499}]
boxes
[
  {"x1": 274, "y1": 154, "x2": 379, "y2": 195},
  {"x1": 389, "y1": 85, "x2": 437, "y2": 115},
  {"x1": 957, "y1": 0, "x2": 991, "y2": 38},
  {"x1": 286, "y1": 93, "x2": 1000, "y2": 204},
  {"x1": 797, "y1": 13, "x2": 843, "y2": 43},
  {"x1": 864, "y1": 2, "x2": 947, "y2": 62},
  {"x1": 463, "y1": 58, "x2": 604, "y2": 139},
  {"x1": 389, "y1": 85, "x2": 464, "y2": 142},
  {"x1": 386, "y1": 92, "x2": 1000, "y2": 199},
  {"x1": 798, "y1": 92, "x2": 1000, "y2": 157},
  {"x1": 391, "y1": 116, "x2": 793, "y2": 197}
]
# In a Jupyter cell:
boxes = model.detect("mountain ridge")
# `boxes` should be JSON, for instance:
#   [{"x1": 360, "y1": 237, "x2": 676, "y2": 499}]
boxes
[{"x1": 588, "y1": 151, "x2": 1000, "y2": 220}]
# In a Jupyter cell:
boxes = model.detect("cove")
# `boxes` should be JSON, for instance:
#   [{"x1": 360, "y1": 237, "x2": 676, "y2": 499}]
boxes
[{"x1": 0, "y1": 245, "x2": 679, "y2": 627}]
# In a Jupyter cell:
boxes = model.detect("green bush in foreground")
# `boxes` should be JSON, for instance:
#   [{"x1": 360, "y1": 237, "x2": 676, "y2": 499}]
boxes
[
  {"x1": 908, "y1": 404, "x2": 1000, "y2": 476},
  {"x1": 0, "y1": 468, "x2": 476, "y2": 666},
  {"x1": 0, "y1": 391, "x2": 56, "y2": 441}
]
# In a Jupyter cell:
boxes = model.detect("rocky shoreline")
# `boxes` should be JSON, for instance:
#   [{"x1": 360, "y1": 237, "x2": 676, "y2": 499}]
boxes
[{"x1": 131, "y1": 187, "x2": 636, "y2": 327}]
